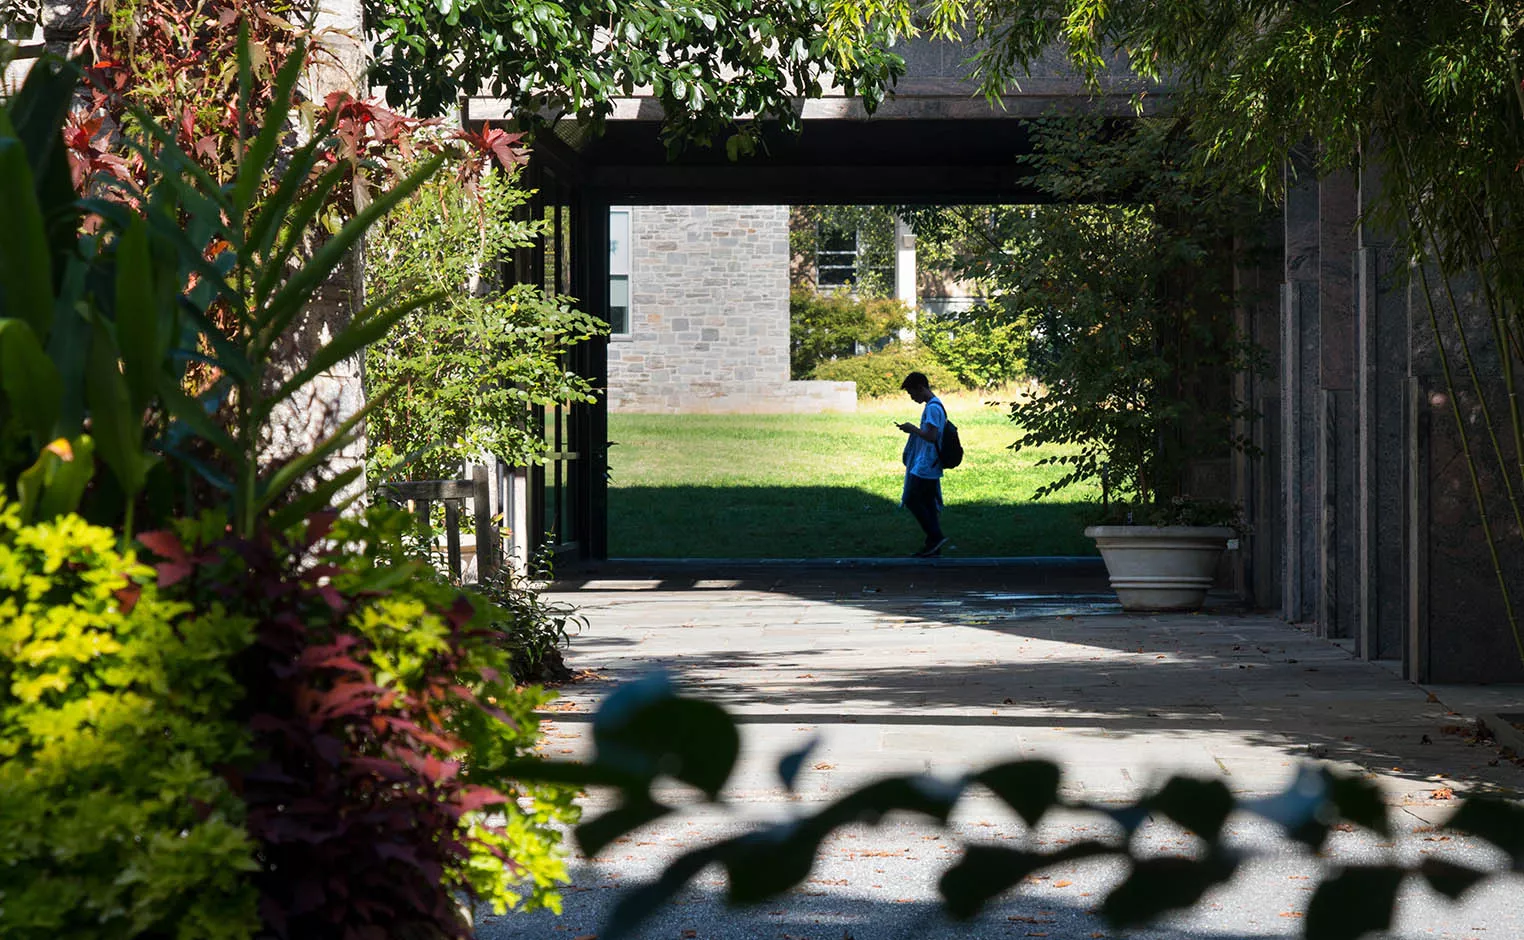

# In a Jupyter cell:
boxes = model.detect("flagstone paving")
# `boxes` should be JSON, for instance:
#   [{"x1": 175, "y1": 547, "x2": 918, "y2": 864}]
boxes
[{"x1": 479, "y1": 561, "x2": 1524, "y2": 940}]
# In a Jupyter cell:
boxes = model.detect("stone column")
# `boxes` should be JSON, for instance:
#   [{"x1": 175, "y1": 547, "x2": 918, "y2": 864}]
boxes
[
  {"x1": 1281, "y1": 149, "x2": 1321, "y2": 624},
  {"x1": 1234, "y1": 218, "x2": 1283, "y2": 608},
  {"x1": 263, "y1": 0, "x2": 370, "y2": 496},
  {"x1": 895, "y1": 215, "x2": 917, "y2": 310},
  {"x1": 1316, "y1": 169, "x2": 1359, "y2": 641},
  {"x1": 1354, "y1": 144, "x2": 1408, "y2": 666},
  {"x1": 1406, "y1": 258, "x2": 1524, "y2": 682}
]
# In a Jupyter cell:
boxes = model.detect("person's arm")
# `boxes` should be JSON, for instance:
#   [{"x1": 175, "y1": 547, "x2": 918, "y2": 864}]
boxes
[
  {"x1": 899, "y1": 401, "x2": 945, "y2": 442},
  {"x1": 896, "y1": 420, "x2": 938, "y2": 442}
]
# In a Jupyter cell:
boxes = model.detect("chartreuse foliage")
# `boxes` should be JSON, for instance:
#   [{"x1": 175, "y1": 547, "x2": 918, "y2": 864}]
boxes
[
  {"x1": 0, "y1": 500, "x2": 259, "y2": 939},
  {"x1": 516, "y1": 676, "x2": 1522, "y2": 940}
]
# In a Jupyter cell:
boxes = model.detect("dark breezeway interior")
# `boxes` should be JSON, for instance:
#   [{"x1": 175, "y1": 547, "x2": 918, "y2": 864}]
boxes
[{"x1": 465, "y1": 39, "x2": 1524, "y2": 685}]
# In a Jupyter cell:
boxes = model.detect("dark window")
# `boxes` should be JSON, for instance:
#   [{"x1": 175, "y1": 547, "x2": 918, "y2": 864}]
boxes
[{"x1": 816, "y1": 224, "x2": 858, "y2": 287}]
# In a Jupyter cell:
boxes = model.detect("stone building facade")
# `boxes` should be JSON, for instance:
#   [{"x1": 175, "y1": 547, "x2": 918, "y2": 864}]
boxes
[{"x1": 606, "y1": 204, "x2": 856, "y2": 414}]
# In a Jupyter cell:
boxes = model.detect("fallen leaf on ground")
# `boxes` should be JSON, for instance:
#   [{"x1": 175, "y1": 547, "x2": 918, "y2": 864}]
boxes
[{"x1": 1433, "y1": 787, "x2": 1455, "y2": 800}]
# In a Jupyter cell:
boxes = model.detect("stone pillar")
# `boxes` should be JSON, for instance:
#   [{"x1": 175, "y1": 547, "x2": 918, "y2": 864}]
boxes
[
  {"x1": 1234, "y1": 218, "x2": 1283, "y2": 608},
  {"x1": 263, "y1": 0, "x2": 370, "y2": 496},
  {"x1": 1354, "y1": 145, "x2": 1408, "y2": 666},
  {"x1": 895, "y1": 215, "x2": 917, "y2": 310},
  {"x1": 1406, "y1": 262, "x2": 1524, "y2": 682},
  {"x1": 1281, "y1": 150, "x2": 1321, "y2": 624},
  {"x1": 1316, "y1": 169, "x2": 1359, "y2": 641}
]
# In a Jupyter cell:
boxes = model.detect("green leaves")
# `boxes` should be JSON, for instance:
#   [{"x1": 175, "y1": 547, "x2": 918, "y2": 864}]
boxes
[
  {"x1": 504, "y1": 679, "x2": 1517, "y2": 939},
  {"x1": 1241, "y1": 766, "x2": 1388, "y2": 849},
  {"x1": 86, "y1": 319, "x2": 154, "y2": 504},
  {"x1": 971, "y1": 760, "x2": 1061, "y2": 828},
  {"x1": 1304, "y1": 865, "x2": 1404, "y2": 940},
  {"x1": 941, "y1": 845, "x2": 1069, "y2": 919},
  {"x1": 0, "y1": 506, "x2": 259, "y2": 938},
  {"x1": 15, "y1": 437, "x2": 95, "y2": 523},
  {"x1": 1147, "y1": 776, "x2": 1235, "y2": 842},
  {"x1": 1445, "y1": 797, "x2": 1524, "y2": 867},
  {"x1": 0, "y1": 139, "x2": 55, "y2": 338},
  {"x1": 363, "y1": 168, "x2": 604, "y2": 481},
  {"x1": 1100, "y1": 853, "x2": 1240, "y2": 927},
  {"x1": 0, "y1": 319, "x2": 62, "y2": 447},
  {"x1": 901, "y1": 114, "x2": 1265, "y2": 505},
  {"x1": 591, "y1": 673, "x2": 740, "y2": 799},
  {"x1": 111, "y1": 217, "x2": 168, "y2": 415},
  {"x1": 367, "y1": 0, "x2": 906, "y2": 153}
]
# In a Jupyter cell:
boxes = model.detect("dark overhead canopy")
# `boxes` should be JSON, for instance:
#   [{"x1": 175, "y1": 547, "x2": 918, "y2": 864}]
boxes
[
  {"x1": 544, "y1": 117, "x2": 1047, "y2": 206},
  {"x1": 463, "y1": 39, "x2": 1167, "y2": 206}
]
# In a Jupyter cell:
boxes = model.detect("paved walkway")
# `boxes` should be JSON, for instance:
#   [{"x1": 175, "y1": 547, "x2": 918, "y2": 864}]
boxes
[{"x1": 481, "y1": 561, "x2": 1524, "y2": 940}]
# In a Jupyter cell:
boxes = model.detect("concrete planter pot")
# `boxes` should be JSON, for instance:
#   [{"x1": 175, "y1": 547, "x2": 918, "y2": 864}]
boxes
[{"x1": 1083, "y1": 525, "x2": 1235, "y2": 612}]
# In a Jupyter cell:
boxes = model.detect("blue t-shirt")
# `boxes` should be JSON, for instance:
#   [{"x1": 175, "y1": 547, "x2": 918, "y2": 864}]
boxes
[{"x1": 906, "y1": 397, "x2": 947, "y2": 479}]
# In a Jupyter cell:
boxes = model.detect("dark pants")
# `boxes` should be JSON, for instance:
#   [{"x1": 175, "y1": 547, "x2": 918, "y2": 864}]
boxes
[{"x1": 903, "y1": 474, "x2": 943, "y2": 546}]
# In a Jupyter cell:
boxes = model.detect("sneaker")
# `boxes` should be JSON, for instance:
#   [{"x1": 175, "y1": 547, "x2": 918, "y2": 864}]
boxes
[{"x1": 915, "y1": 536, "x2": 950, "y2": 558}]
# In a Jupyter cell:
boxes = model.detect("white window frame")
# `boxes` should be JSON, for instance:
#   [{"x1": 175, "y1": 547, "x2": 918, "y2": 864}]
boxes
[{"x1": 608, "y1": 206, "x2": 633, "y2": 339}]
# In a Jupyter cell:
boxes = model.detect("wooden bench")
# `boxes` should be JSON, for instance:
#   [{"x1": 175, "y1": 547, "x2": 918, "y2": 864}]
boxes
[{"x1": 379, "y1": 465, "x2": 496, "y2": 582}]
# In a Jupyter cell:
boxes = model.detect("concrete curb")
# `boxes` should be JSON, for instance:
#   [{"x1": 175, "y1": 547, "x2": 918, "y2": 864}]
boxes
[
  {"x1": 1478, "y1": 712, "x2": 1524, "y2": 757},
  {"x1": 597, "y1": 555, "x2": 1107, "y2": 569}
]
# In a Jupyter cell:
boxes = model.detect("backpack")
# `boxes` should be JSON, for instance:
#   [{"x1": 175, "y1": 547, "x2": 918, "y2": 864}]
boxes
[{"x1": 937, "y1": 419, "x2": 963, "y2": 469}]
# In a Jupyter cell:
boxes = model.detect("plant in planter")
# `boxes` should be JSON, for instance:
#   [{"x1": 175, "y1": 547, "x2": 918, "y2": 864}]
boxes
[{"x1": 906, "y1": 115, "x2": 1265, "y2": 610}]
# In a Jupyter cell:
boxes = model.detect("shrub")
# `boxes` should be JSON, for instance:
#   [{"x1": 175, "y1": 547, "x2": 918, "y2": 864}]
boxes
[
  {"x1": 470, "y1": 558, "x2": 584, "y2": 683},
  {"x1": 997, "y1": 117, "x2": 1263, "y2": 506},
  {"x1": 810, "y1": 343, "x2": 962, "y2": 399},
  {"x1": 916, "y1": 304, "x2": 1029, "y2": 389},
  {"x1": 0, "y1": 501, "x2": 259, "y2": 940},
  {"x1": 365, "y1": 166, "x2": 605, "y2": 483},
  {"x1": 145, "y1": 507, "x2": 577, "y2": 937},
  {"x1": 789, "y1": 287, "x2": 911, "y2": 379}
]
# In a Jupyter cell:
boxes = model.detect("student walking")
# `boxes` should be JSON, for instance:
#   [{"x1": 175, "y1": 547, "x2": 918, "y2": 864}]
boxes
[{"x1": 895, "y1": 371, "x2": 949, "y2": 557}]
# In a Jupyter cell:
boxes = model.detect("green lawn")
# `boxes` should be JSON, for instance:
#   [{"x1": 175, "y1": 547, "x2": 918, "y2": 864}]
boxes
[{"x1": 607, "y1": 390, "x2": 1101, "y2": 558}]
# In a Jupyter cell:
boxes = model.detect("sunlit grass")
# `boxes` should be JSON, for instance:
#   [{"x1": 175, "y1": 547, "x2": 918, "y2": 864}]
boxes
[{"x1": 608, "y1": 388, "x2": 1101, "y2": 558}]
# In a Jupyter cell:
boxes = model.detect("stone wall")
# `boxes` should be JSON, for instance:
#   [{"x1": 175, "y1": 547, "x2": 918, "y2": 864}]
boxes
[
  {"x1": 1258, "y1": 148, "x2": 1524, "y2": 683},
  {"x1": 607, "y1": 205, "x2": 856, "y2": 414}
]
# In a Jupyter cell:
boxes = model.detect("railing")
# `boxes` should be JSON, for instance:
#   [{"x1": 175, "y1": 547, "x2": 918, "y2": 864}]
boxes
[{"x1": 379, "y1": 465, "x2": 496, "y2": 582}]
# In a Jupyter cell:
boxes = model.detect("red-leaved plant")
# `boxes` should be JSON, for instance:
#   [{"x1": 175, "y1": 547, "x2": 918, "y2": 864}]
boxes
[{"x1": 139, "y1": 509, "x2": 573, "y2": 939}]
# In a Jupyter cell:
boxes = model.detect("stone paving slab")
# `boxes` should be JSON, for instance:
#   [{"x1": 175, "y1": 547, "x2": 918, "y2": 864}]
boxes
[{"x1": 481, "y1": 565, "x2": 1524, "y2": 939}]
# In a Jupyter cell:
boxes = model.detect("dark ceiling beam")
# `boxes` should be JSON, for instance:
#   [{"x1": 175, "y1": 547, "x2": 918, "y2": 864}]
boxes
[{"x1": 586, "y1": 164, "x2": 1049, "y2": 206}]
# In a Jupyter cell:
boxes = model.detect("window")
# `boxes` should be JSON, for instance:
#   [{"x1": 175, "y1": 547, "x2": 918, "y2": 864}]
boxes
[
  {"x1": 815, "y1": 220, "x2": 894, "y2": 292},
  {"x1": 608, "y1": 208, "x2": 631, "y2": 335},
  {"x1": 816, "y1": 224, "x2": 857, "y2": 287}
]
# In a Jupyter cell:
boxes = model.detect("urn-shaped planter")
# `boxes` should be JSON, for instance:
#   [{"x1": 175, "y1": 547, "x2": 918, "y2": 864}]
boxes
[{"x1": 1084, "y1": 525, "x2": 1234, "y2": 612}]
